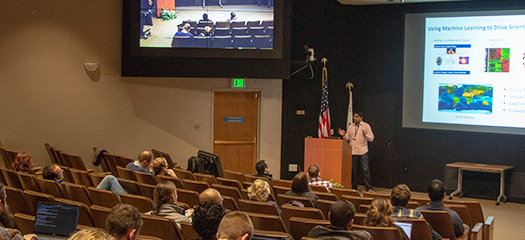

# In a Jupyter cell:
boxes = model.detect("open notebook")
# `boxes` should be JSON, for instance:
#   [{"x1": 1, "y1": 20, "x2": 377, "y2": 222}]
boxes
[{"x1": 33, "y1": 202, "x2": 79, "y2": 240}]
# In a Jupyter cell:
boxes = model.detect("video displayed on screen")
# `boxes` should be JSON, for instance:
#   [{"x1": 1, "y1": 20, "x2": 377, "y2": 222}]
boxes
[{"x1": 140, "y1": 0, "x2": 274, "y2": 49}]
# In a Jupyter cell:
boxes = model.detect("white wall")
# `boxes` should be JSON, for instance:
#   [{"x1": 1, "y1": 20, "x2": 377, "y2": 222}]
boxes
[{"x1": 0, "y1": 0, "x2": 282, "y2": 178}]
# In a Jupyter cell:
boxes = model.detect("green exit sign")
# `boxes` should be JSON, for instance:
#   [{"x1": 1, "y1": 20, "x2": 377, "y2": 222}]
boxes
[{"x1": 231, "y1": 78, "x2": 245, "y2": 88}]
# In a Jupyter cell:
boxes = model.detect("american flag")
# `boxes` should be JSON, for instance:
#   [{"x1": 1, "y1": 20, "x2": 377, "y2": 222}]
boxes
[{"x1": 318, "y1": 67, "x2": 331, "y2": 138}]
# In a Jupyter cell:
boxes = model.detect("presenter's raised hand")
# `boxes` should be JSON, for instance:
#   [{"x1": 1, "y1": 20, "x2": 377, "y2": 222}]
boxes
[{"x1": 338, "y1": 128, "x2": 346, "y2": 136}]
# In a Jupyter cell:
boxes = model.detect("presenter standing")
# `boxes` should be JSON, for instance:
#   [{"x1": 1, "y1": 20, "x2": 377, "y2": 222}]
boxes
[{"x1": 338, "y1": 112, "x2": 375, "y2": 193}]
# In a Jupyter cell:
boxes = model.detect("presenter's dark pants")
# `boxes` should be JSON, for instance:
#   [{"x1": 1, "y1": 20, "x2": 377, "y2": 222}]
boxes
[{"x1": 352, "y1": 152, "x2": 372, "y2": 190}]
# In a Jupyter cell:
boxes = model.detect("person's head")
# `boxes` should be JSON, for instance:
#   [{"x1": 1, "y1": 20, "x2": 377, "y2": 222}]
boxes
[
  {"x1": 255, "y1": 160, "x2": 268, "y2": 174},
  {"x1": 106, "y1": 204, "x2": 143, "y2": 240},
  {"x1": 217, "y1": 212, "x2": 254, "y2": 240},
  {"x1": 230, "y1": 12, "x2": 236, "y2": 19},
  {"x1": 0, "y1": 184, "x2": 15, "y2": 229},
  {"x1": 137, "y1": 151, "x2": 153, "y2": 169},
  {"x1": 427, "y1": 179, "x2": 446, "y2": 202},
  {"x1": 193, "y1": 200, "x2": 226, "y2": 240},
  {"x1": 153, "y1": 181, "x2": 177, "y2": 214},
  {"x1": 11, "y1": 152, "x2": 35, "y2": 174},
  {"x1": 328, "y1": 200, "x2": 356, "y2": 230},
  {"x1": 68, "y1": 228, "x2": 113, "y2": 240},
  {"x1": 42, "y1": 164, "x2": 63, "y2": 181},
  {"x1": 391, "y1": 184, "x2": 411, "y2": 207},
  {"x1": 291, "y1": 172, "x2": 310, "y2": 193},
  {"x1": 200, "y1": 188, "x2": 224, "y2": 205},
  {"x1": 247, "y1": 179, "x2": 271, "y2": 202},
  {"x1": 183, "y1": 23, "x2": 191, "y2": 31},
  {"x1": 353, "y1": 112, "x2": 363, "y2": 125},
  {"x1": 202, "y1": 13, "x2": 209, "y2": 20},
  {"x1": 307, "y1": 165, "x2": 320, "y2": 179},
  {"x1": 364, "y1": 197, "x2": 394, "y2": 227},
  {"x1": 150, "y1": 157, "x2": 169, "y2": 176}
]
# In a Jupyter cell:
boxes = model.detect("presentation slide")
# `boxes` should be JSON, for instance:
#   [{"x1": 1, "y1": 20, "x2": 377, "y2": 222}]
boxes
[
  {"x1": 423, "y1": 15, "x2": 525, "y2": 128},
  {"x1": 403, "y1": 10, "x2": 525, "y2": 135}
]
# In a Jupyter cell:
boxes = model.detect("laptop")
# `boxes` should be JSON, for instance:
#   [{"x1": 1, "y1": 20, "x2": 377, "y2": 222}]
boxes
[
  {"x1": 394, "y1": 221, "x2": 412, "y2": 239},
  {"x1": 33, "y1": 202, "x2": 79, "y2": 240}
]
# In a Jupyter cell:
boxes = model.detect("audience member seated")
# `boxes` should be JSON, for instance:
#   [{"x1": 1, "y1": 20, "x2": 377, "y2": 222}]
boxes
[
  {"x1": 227, "y1": 12, "x2": 239, "y2": 23},
  {"x1": 106, "y1": 204, "x2": 143, "y2": 240},
  {"x1": 0, "y1": 183, "x2": 38, "y2": 240},
  {"x1": 364, "y1": 197, "x2": 409, "y2": 240},
  {"x1": 150, "y1": 157, "x2": 177, "y2": 177},
  {"x1": 200, "y1": 188, "x2": 224, "y2": 205},
  {"x1": 43, "y1": 164, "x2": 127, "y2": 196},
  {"x1": 192, "y1": 200, "x2": 226, "y2": 240},
  {"x1": 308, "y1": 200, "x2": 372, "y2": 240},
  {"x1": 68, "y1": 228, "x2": 113, "y2": 240},
  {"x1": 217, "y1": 212, "x2": 254, "y2": 240},
  {"x1": 10, "y1": 153, "x2": 36, "y2": 174},
  {"x1": 391, "y1": 184, "x2": 442, "y2": 240},
  {"x1": 200, "y1": 13, "x2": 212, "y2": 22},
  {"x1": 285, "y1": 172, "x2": 319, "y2": 205},
  {"x1": 175, "y1": 23, "x2": 194, "y2": 37},
  {"x1": 307, "y1": 165, "x2": 334, "y2": 191},
  {"x1": 126, "y1": 151, "x2": 153, "y2": 173},
  {"x1": 248, "y1": 179, "x2": 281, "y2": 215},
  {"x1": 146, "y1": 181, "x2": 191, "y2": 228},
  {"x1": 416, "y1": 179, "x2": 467, "y2": 238},
  {"x1": 253, "y1": 160, "x2": 272, "y2": 180}
]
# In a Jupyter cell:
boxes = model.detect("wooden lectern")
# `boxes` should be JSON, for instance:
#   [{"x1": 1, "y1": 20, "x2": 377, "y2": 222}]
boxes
[{"x1": 304, "y1": 138, "x2": 352, "y2": 189}]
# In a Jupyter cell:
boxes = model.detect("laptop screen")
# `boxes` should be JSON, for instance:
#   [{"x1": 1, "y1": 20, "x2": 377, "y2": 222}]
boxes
[
  {"x1": 394, "y1": 222, "x2": 412, "y2": 239},
  {"x1": 34, "y1": 202, "x2": 79, "y2": 237}
]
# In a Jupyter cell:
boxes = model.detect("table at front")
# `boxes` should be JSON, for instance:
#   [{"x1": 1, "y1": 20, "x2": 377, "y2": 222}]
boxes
[{"x1": 446, "y1": 162, "x2": 513, "y2": 205}]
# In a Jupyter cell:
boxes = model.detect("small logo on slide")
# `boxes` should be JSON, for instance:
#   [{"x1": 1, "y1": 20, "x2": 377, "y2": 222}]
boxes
[{"x1": 459, "y1": 57, "x2": 469, "y2": 65}]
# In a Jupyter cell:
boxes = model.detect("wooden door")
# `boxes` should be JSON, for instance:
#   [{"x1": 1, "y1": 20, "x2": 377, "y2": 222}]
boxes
[{"x1": 213, "y1": 91, "x2": 259, "y2": 174}]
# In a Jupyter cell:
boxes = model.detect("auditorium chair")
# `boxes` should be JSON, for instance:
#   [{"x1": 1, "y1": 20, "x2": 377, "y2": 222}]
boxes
[
  {"x1": 315, "y1": 199, "x2": 335, "y2": 219},
  {"x1": 22, "y1": 190, "x2": 55, "y2": 215},
  {"x1": 272, "y1": 185, "x2": 290, "y2": 196},
  {"x1": 135, "y1": 171, "x2": 158, "y2": 185},
  {"x1": 17, "y1": 172, "x2": 40, "y2": 192},
  {"x1": 157, "y1": 175, "x2": 184, "y2": 189},
  {"x1": 137, "y1": 183, "x2": 156, "y2": 200},
  {"x1": 309, "y1": 184, "x2": 329, "y2": 193},
  {"x1": 238, "y1": 199, "x2": 280, "y2": 216},
  {"x1": 120, "y1": 193, "x2": 154, "y2": 213},
  {"x1": 182, "y1": 179, "x2": 209, "y2": 193},
  {"x1": 353, "y1": 213, "x2": 367, "y2": 225},
  {"x1": 140, "y1": 214, "x2": 184, "y2": 240},
  {"x1": 341, "y1": 195, "x2": 374, "y2": 212},
  {"x1": 444, "y1": 199, "x2": 494, "y2": 240},
  {"x1": 223, "y1": 170, "x2": 246, "y2": 183},
  {"x1": 419, "y1": 210, "x2": 470, "y2": 240},
  {"x1": 90, "y1": 205, "x2": 111, "y2": 229},
  {"x1": 172, "y1": 168, "x2": 194, "y2": 180},
  {"x1": 212, "y1": 184, "x2": 244, "y2": 202},
  {"x1": 117, "y1": 177, "x2": 142, "y2": 196},
  {"x1": 69, "y1": 168, "x2": 95, "y2": 187},
  {"x1": 176, "y1": 188, "x2": 200, "y2": 208},
  {"x1": 243, "y1": 174, "x2": 267, "y2": 183},
  {"x1": 151, "y1": 149, "x2": 176, "y2": 169},
  {"x1": 13, "y1": 213, "x2": 35, "y2": 235},
  {"x1": 246, "y1": 212, "x2": 288, "y2": 233},
  {"x1": 181, "y1": 221, "x2": 201, "y2": 240},
  {"x1": 88, "y1": 187, "x2": 120, "y2": 208},
  {"x1": 117, "y1": 166, "x2": 137, "y2": 181},
  {"x1": 60, "y1": 181, "x2": 92, "y2": 206},
  {"x1": 289, "y1": 217, "x2": 330, "y2": 240},
  {"x1": 312, "y1": 191, "x2": 338, "y2": 201},
  {"x1": 271, "y1": 179, "x2": 292, "y2": 188},
  {"x1": 34, "y1": 177, "x2": 65, "y2": 198},
  {"x1": 223, "y1": 196, "x2": 240, "y2": 211},
  {"x1": 216, "y1": 177, "x2": 244, "y2": 191},
  {"x1": 394, "y1": 218, "x2": 433, "y2": 240},
  {"x1": 5, "y1": 186, "x2": 29, "y2": 214},
  {"x1": 193, "y1": 173, "x2": 217, "y2": 185},
  {"x1": 352, "y1": 224, "x2": 403, "y2": 240},
  {"x1": 1, "y1": 168, "x2": 23, "y2": 189},
  {"x1": 277, "y1": 194, "x2": 315, "y2": 208},
  {"x1": 281, "y1": 205, "x2": 325, "y2": 232},
  {"x1": 331, "y1": 188, "x2": 360, "y2": 199}
]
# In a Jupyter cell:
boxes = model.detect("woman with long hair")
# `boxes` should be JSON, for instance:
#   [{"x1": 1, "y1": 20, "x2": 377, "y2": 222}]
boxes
[
  {"x1": 10, "y1": 153, "x2": 36, "y2": 174},
  {"x1": 364, "y1": 197, "x2": 409, "y2": 240},
  {"x1": 284, "y1": 171, "x2": 319, "y2": 205},
  {"x1": 146, "y1": 181, "x2": 190, "y2": 227},
  {"x1": 150, "y1": 157, "x2": 177, "y2": 177},
  {"x1": 247, "y1": 179, "x2": 281, "y2": 215}
]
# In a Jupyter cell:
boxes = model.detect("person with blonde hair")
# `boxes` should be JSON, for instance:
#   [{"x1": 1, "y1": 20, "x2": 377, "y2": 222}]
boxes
[
  {"x1": 247, "y1": 179, "x2": 280, "y2": 215},
  {"x1": 364, "y1": 197, "x2": 409, "y2": 240},
  {"x1": 146, "y1": 181, "x2": 190, "y2": 228},
  {"x1": 11, "y1": 153, "x2": 36, "y2": 174},
  {"x1": 68, "y1": 228, "x2": 113, "y2": 240},
  {"x1": 150, "y1": 157, "x2": 177, "y2": 177}
]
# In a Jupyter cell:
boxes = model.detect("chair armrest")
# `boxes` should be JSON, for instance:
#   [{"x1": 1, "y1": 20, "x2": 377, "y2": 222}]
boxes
[
  {"x1": 484, "y1": 216, "x2": 494, "y2": 240},
  {"x1": 87, "y1": 169, "x2": 95, "y2": 173},
  {"x1": 471, "y1": 222, "x2": 483, "y2": 240}
]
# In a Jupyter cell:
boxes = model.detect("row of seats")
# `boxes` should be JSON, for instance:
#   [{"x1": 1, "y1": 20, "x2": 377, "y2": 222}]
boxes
[
  {"x1": 181, "y1": 20, "x2": 274, "y2": 32},
  {"x1": 171, "y1": 35, "x2": 272, "y2": 49}
]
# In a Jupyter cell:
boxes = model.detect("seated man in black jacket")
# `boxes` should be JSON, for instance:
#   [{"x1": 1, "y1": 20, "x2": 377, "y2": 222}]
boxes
[
  {"x1": 253, "y1": 160, "x2": 272, "y2": 180},
  {"x1": 308, "y1": 200, "x2": 373, "y2": 240}
]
